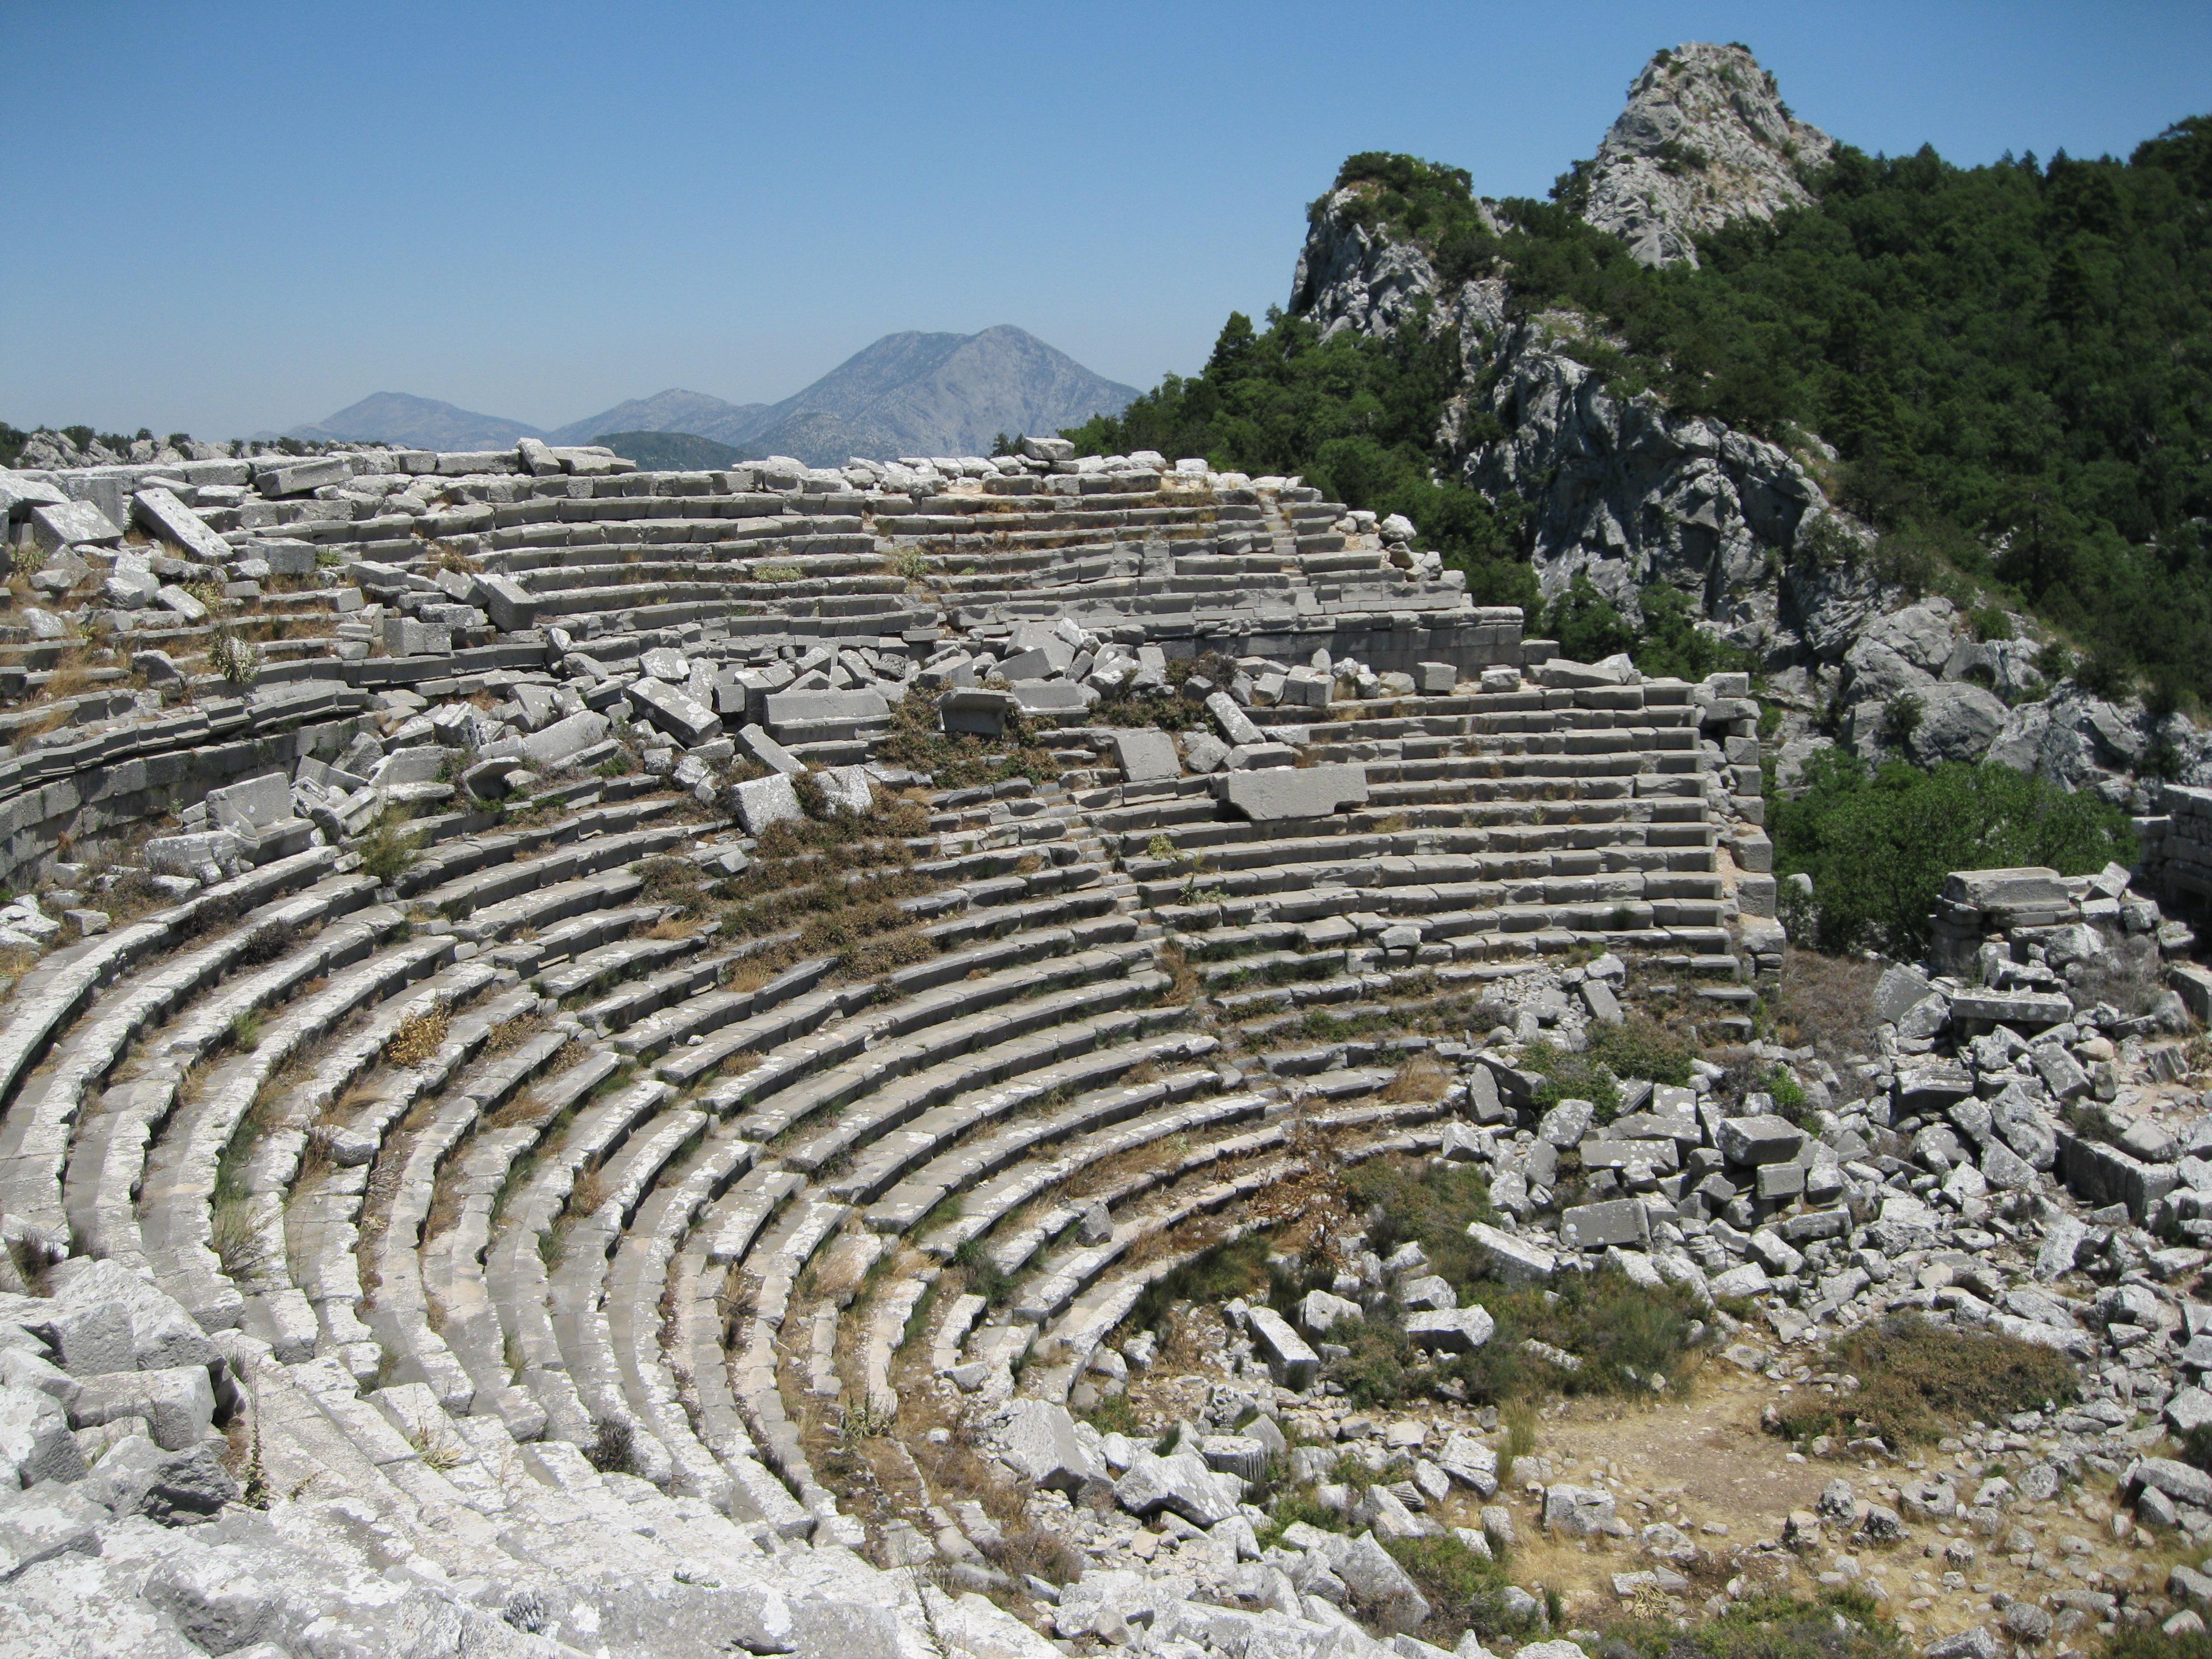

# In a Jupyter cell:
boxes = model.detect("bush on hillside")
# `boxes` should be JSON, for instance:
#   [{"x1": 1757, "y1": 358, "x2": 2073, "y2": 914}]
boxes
[{"x1": 1770, "y1": 749, "x2": 2135, "y2": 954}]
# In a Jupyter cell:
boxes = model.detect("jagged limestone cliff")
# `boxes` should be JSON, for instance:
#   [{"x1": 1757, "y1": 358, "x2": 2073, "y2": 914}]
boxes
[{"x1": 1578, "y1": 41, "x2": 1833, "y2": 269}]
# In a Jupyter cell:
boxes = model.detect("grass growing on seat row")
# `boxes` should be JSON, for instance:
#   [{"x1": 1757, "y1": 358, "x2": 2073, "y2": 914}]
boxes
[{"x1": 875, "y1": 686, "x2": 1058, "y2": 789}]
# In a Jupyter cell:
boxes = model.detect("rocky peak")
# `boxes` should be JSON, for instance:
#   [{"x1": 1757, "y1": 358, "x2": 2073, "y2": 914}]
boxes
[{"x1": 1579, "y1": 41, "x2": 1832, "y2": 268}]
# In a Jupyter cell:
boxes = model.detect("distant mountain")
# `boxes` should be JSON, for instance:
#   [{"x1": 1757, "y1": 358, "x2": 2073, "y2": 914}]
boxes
[
  {"x1": 294, "y1": 324, "x2": 1136, "y2": 469},
  {"x1": 290, "y1": 392, "x2": 545, "y2": 449},
  {"x1": 546, "y1": 389, "x2": 766, "y2": 448},
  {"x1": 736, "y1": 326, "x2": 1139, "y2": 465},
  {"x1": 592, "y1": 430, "x2": 755, "y2": 471}
]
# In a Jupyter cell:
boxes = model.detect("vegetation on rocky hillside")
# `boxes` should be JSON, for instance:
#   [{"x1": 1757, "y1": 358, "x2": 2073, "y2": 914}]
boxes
[
  {"x1": 1770, "y1": 750, "x2": 2137, "y2": 953},
  {"x1": 1077, "y1": 118, "x2": 2212, "y2": 699}
]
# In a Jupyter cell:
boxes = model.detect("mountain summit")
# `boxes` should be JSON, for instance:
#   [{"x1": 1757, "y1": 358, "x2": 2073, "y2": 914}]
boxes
[
  {"x1": 1577, "y1": 41, "x2": 1833, "y2": 268},
  {"x1": 711, "y1": 325, "x2": 1138, "y2": 466}
]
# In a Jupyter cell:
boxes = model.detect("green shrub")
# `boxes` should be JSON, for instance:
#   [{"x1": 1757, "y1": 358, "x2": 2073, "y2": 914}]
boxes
[
  {"x1": 2104, "y1": 1624, "x2": 2212, "y2": 1659},
  {"x1": 1771, "y1": 1315, "x2": 2077, "y2": 1447},
  {"x1": 1880, "y1": 692, "x2": 1923, "y2": 745},
  {"x1": 1454, "y1": 1268, "x2": 1704, "y2": 1404},
  {"x1": 1604, "y1": 1589, "x2": 1906, "y2": 1659},
  {"x1": 1519, "y1": 1039, "x2": 1621, "y2": 1120},
  {"x1": 1771, "y1": 749, "x2": 2136, "y2": 954},
  {"x1": 1383, "y1": 1533, "x2": 1526, "y2": 1644},
  {"x1": 356, "y1": 812, "x2": 419, "y2": 885},
  {"x1": 1969, "y1": 604, "x2": 2015, "y2": 642},
  {"x1": 1341, "y1": 1155, "x2": 1494, "y2": 1286},
  {"x1": 1587, "y1": 1015, "x2": 1694, "y2": 1087}
]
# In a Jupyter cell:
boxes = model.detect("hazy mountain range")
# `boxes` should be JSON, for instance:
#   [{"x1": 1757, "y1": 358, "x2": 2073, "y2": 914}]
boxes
[{"x1": 290, "y1": 325, "x2": 1138, "y2": 467}]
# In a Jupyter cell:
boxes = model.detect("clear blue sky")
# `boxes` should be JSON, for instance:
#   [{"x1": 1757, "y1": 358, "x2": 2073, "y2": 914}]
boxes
[{"x1": 6, "y1": 1, "x2": 2206, "y2": 441}]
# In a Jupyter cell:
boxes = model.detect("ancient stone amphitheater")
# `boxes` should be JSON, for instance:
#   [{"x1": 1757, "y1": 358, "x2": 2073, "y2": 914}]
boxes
[{"x1": 36, "y1": 434, "x2": 2212, "y2": 1659}]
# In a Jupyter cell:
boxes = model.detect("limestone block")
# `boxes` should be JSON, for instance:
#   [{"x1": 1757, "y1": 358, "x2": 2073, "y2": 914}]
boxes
[
  {"x1": 1108, "y1": 728, "x2": 1180, "y2": 784},
  {"x1": 29, "y1": 1300, "x2": 133, "y2": 1376},
  {"x1": 254, "y1": 457, "x2": 349, "y2": 496},
  {"x1": 1206, "y1": 691, "x2": 1263, "y2": 747},
  {"x1": 1113, "y1": 1447, "x2": 1243, "y2": 1525},
  {"x1": 733, "y1": 774, "x2": 804, "y2": 837},
  {"x1": 817, "y1": 765, "x2": 873, "y2": 816},
  {"x1": 1298, "y1": 1290, "x2": 1363, "y2": 1335},
  {"x1": 131, "y1": 488, "x2": 231, "y2": 561},
  {"x1": 1718, "y1": 1114, "x2": 1804, "y2": 1166},
  {"x1": 1467, "y1": 1223, "x2": 1555, "y2": 1284},
  {"x1": 70, "y1": 1366, "x2": 215, "y2": 1451},
  {"x1": 206, "y1": 770, "x2": 291, "y2": 833},
  {"x1": 938, "y1": 688, "x2": 1018, "y2": 737},
  {"x1": 1182, "y1": 732, "x2": 1230, "y2": 774},
  {"x1": 1873, "y1": 964, "x2": 1934, "y2": 1024},
  {"x1": 28, "y1": 499, "x2": 122, "y2": 550},
  {"x1": 764, "y1": 688, "x2": 888, "y2": 740},
  {"x1": 1951, "y1": 990, "x2": 2072, "y2": 1030},
  {"x1": 381, "y1": 617, "x2": 451, "y2": 657},
  {"x1": 0, "y1": 1482, "x2": 102, "y2": 1574},
  {"x1": 997, "y1": 1399, "x2": 1103, "y2": 1493},
  {"x1": 103, "y1": 567, "x2": 159, "y2": 608},
  {"x1": 1245, "y1": 1307, "x2": 1321, "y2": 1385},
  {"x1": 469, "y1": 573, "x2": 536, "y2": 632},
  {"x1": 1943, "y1": 867, "x2": 2068, "y2": 914},
  {"x1": 1558, "y1": 1199, "x2": 1648, "y2": 1251},
  {"x1": 145, "y1": 831, "x2": 243, "y2": 877},
  {"x1": 1008, "y1": 680, "x2": 1092, "y2": 717},
  {"x1": 0, "y1": 1382, "x2": 86, "y2": 1486},
  {"x1": 1543, "y1": 1483, "x2": 1617, "y2": 1535},
  {"x1": 1402, "y1": 1306, "x2": 1495, "y2": 1353},
  {"x1": 80, "y1": 1434, "x2": 236, "y2": 1523},
  {"x1": 628, "y1": 677, "x2": 719, "y2": 747},
  {"x1": 1214, "y1": 763, "x2": 1368, "y2": 823},
  {"x1": 518, "y1": 709, "x2": 608, "y2": 769},
  {"x1": 1415, "y1": 661, "x2": 1456, "y2": 695},
  {"x1": 738, "y1": 726, "x2": 806, "y2": 776}
]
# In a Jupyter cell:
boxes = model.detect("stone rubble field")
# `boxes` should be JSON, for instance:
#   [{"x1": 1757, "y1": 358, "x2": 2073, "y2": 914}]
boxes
[{"x1": 0, "y1": 434, "x2": 2209, "y2": 1658}]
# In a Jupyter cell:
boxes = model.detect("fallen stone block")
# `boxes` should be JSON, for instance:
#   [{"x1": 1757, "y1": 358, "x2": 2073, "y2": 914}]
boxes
[
  {"x1": 629, "y1": 677, "x2": 720, "y2": 746},
  {"x1": 997, "y1": 1400, "x2": 1103, "y2": 1494},
  {"x1": 1403, "y1": 1306, "x2": 1496, "y2": 1353},
  {"x1": 738, "y1": 726, "x2": 806, "y2": 776},
  {"x1": 253, "y1": 456, "x2": 349, "y2": 496},
  {"x1": 1543, "y1": 1483, "x2": 1617, "y2": 1535},
  {"x1": 1206, "y1": 691, "x2": 1263, "y2": 747},
  {"x1": 69, "y1": 1366, "x2": 215, "y2": 1451},
  {"x1": 469, "y1": 572, "x2": 536, "y2": 632},
  {"x1": 1113, "y1": 1447, "x2": 1243, "y2": 1526},
  {"x1": 1108, "y1": 728, "x2": 1180, "y2": 784},
  {"x1": 1717, "y1": 1115, "x2": 1805, "y2": 1166},
  {"x1": 206, "y1": 770, "x2": 291, "y2": 833},
  {"x1": 733, "y1": 773, "x2": 804, "y2": 837},
  {"x1": 1467, "y1": 1222, "x2": 1555, "y2": 1284},
  {"x1": 0, "y1": 1385, "x2": 86, "y2": 1486},
  {"x1": 1245, "y1": 1307, "x2": 1321, "y2": 1385},
  {"x1": 28, "y1": 499, "x2": 122, "y2": 550},
  {"x1": 1558, "y1": 1198, "x2": 1648, "y2": 1251},
  {"x1": 938, "y1": 687, "x2": 1019, "y2": 738},
  {"x1": 519, "y1": 709, "x2": 609, "y2": 769},
  {"x1": 1214, "y1": 763, "x2": 1368, "y2": 822}
]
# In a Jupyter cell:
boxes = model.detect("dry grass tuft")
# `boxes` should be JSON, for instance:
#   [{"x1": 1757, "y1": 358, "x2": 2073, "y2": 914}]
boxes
[
  {"x1": 1378, "y1": 1054, "x2": 1449, "y2": 1103},
  {"x1": 1770, "y1": 946, "x2": 1884, "y2": 1099},
  {"x1": 383, "y1": 1006, "x2": 450, "y2": 1068}
]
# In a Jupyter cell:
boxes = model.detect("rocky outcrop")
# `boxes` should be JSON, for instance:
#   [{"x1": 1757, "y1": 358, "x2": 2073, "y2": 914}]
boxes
[
  {"x1": 1580, "y1": 42, "x2": 1833, "y2": 269},
  {"x1": 1285, "y1": 41, "x2": 2209, "y2": 807}
]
